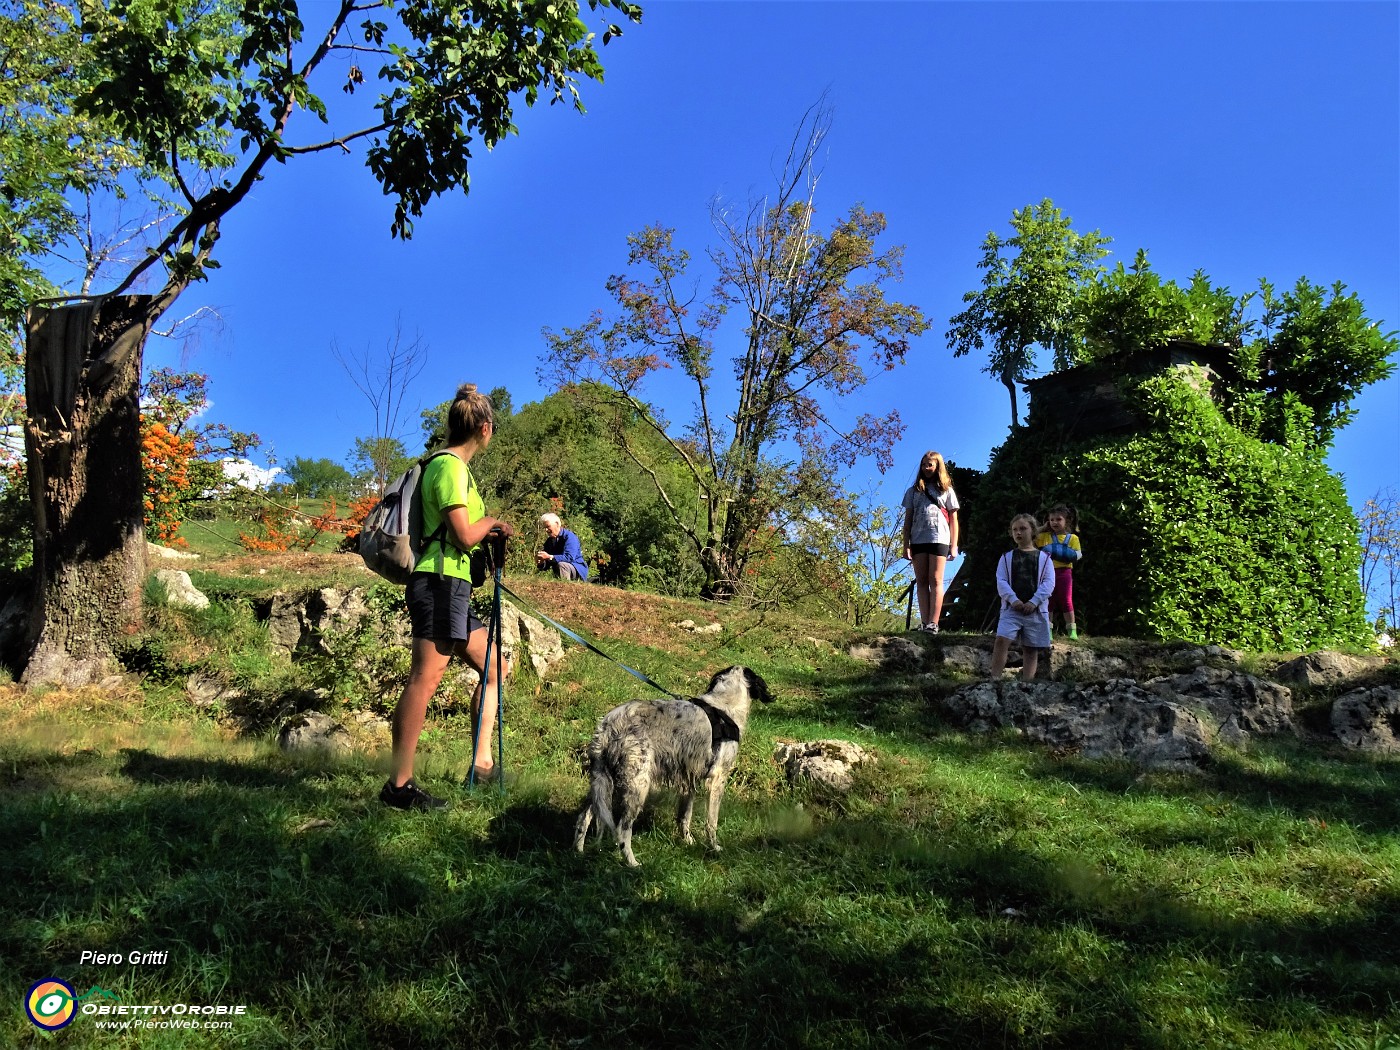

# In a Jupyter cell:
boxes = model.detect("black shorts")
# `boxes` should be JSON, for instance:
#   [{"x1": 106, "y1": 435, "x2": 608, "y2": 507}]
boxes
[
  {"x1": 910, "y1": 542, "x2": 950, "y2": 558},
  {"x1": 406, "y1": 572, "x2": 483, "y2": 642}
]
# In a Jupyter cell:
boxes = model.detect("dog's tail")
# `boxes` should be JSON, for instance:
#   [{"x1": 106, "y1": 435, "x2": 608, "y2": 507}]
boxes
[{"x1": 588, "y1": 755, "x2": 619, "y2": 837}]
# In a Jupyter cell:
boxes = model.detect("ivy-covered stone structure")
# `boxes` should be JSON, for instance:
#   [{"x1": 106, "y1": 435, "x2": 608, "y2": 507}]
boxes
[{"x1": 942, "y1": 344, "x2": 1372, "y2": 650}]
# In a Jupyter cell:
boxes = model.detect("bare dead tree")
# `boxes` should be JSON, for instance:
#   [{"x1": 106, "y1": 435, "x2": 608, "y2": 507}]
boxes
[
  {"x1": 333, "y1": 317, "x2": 429, "y2": 495},
  {"x1": 1360, "y1": 489, "x2": 1399, "y2": 635}
]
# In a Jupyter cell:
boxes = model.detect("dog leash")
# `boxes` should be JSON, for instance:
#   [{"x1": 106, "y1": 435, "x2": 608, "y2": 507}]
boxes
[
  {"x1": 494, "y1": 583, "x2": 742, "y2": 747},
  {"x1": 496, "y1": 582, "x2": 684, "y2": 701}
]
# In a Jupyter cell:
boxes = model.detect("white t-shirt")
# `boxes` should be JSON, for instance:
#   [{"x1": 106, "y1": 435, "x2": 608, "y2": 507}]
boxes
[{"x1": 902, "y1": 485, "x2": 959, "y2": 546}]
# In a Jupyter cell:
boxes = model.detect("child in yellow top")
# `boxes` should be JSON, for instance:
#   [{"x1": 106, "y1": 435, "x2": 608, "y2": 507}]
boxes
[{"x1": 1034, "y1": 504, "x2": 1082, "y2": 640}]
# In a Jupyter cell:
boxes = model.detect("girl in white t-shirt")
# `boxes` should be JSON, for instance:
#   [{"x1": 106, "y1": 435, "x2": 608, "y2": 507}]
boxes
[{"x1": 901, "y1": 450, "x2": 960, "y2": 633}]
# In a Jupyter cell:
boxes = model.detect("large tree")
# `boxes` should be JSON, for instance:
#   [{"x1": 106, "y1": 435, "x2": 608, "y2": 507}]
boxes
[
  {"x1": 6, "y1": 0, "x2": 639, "y2": 684},
  {"x1": 541, "y1": 107, "x2": 928, "y2": 600},
  {"x1": 945, "y1": 198, "x2": 1110, "y2": 428},
  {"x1": 1, "y1": 0, "x2": 142, "y2": 323},
  {"x1": 284, "y1": 457, "x2": 354, "y2": 499}
]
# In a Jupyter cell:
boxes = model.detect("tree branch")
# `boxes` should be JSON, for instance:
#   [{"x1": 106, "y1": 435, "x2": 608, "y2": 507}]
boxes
[
  {"x1": 328, "y1": 43, "x2": 392, "y2": 55},
  {"x1": 283, "y1": 122, "x2": 391, "y2": 155}
]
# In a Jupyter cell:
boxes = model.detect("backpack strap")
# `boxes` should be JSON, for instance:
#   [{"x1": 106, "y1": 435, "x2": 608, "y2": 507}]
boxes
[
  {"x1": 924, "y1": 487, "x2": 952, "y2": 528},
  {"x1": 417, "y1": 450, "x2": 459, "y2": 579}
]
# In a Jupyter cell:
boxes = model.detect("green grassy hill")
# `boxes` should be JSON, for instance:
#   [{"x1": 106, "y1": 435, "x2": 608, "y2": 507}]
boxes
[{"x1": 2, "y1": 551, "x2": 1397, "y2": 1049}]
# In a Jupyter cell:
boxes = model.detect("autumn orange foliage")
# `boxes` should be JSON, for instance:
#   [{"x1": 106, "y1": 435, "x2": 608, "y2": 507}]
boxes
[
  {"x1": 140, "y1": 420, "x2": 195, "y2": 546},
  {"x1": 238, "y1": 496, "x2": 363, "y2": 553}
]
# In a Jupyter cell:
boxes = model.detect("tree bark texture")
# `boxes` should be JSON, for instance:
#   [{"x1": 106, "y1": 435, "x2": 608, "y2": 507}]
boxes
[{"x1": 22, "y1": 297, "x2": 153, "y2": 686}]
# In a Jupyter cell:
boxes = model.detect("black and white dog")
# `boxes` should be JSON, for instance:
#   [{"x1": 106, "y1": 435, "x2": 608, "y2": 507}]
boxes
[{"x1": 573, "y1": 666, "x2": 773, "y2": 868}]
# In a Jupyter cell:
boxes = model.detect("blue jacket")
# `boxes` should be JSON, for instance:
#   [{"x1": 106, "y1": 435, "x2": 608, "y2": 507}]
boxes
[{"x1": 544, "y1": 528, "x2": 589, "y2": 581}]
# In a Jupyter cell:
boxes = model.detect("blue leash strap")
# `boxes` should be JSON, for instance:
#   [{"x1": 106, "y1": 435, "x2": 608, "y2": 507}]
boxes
[{"x1": 496, "y1": 582, "x2": 683, "y2": 701}]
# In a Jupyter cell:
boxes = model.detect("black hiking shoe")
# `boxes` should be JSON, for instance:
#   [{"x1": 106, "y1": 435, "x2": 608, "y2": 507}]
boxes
[{"x1": 379, "y1": 778, "x2": 448, "y2": 811}]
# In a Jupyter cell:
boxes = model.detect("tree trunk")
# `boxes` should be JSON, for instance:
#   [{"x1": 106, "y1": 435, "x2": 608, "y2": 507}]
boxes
[
  {"x1": 698, "y1": 544, "x2": 734, "y2": 602},
  {"x1": 22, "y1": 297, "x2": 154, "y2": 687},
  {"x1": 1002, "y1": 373, "x2": 1021, "y2": 429}
]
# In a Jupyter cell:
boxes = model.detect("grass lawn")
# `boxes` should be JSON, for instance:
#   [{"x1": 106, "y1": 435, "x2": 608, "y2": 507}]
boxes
[{"x1": 2, "y1": 563, "x2": 1397, "y2": 1048}]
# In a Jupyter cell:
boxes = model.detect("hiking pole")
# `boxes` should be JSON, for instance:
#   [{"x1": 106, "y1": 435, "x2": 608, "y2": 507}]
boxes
[
  {"x1": 491, "y1": 544, "x2": 505, "y2": 793},
  {"x1": 470, "y1": 529, "x2": 508, "y2": 793},
  {"x1": 901, "y1": 579, "x2": 915, "y2": 631}
]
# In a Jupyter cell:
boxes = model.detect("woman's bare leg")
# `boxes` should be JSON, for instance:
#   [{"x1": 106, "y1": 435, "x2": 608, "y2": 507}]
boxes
[
  {"x1": 391, "y1": 639, "x2": 452, "y2": 786},
  {"x1": 461, "y1": 626, "x2": 510, "y2": 770},
  {"x1": 912, "y1": 552, "x2": 932, "y2": 626},
  {"x1": 929, "y1": 555, "x2": 948, "y2": 629}
]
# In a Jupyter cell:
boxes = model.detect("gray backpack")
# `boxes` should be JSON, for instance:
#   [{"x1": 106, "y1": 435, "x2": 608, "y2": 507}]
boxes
[{"x1": 358, "y1": 451, "x2": 456, "y2": 584}]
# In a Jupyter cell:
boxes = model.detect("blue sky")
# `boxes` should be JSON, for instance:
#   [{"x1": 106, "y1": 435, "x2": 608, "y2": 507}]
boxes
[{"x1": 140, "y1": 1, "x2": 1397, "y2": 534}]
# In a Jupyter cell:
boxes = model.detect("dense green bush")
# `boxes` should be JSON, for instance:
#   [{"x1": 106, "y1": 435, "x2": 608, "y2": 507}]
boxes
[
  {"x1": 460, "y1": 385, "x2": 707, "y2": 592},
  {"x1": 945, "y1": 369, "x2": 1372, "y2": 650}
]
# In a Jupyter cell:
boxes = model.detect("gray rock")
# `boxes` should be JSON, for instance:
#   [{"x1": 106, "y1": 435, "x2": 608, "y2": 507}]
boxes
[
  {"x1": 257, "y1": 588, "x2": 564, "y2": 682},
  {"x1": 938, "y1": 645, "x2": 989, "y2": 675},
  {"x1": 147, "y1": 542, "x2": 199, "y2": 562},
  {"x1": 153, "y1": 569, "x2": 210, "y2": 610},
  {"x1": 1148, "y1": 666, "x2": 1293, "y2": 743},
  {"x1": 185, "y1": 673, "x2": 243, "y2": 709},
  {"x1": 263, "y1": 586, "x2": 389, "y2": 655},
  {"x1": 670, "y1": 618, "x2": 722, "y2": 635},
  {"x1": 300, "y1": 587, "x2": 377, "y2": 654},
  {"x1": 503, "y1": 604, "x2": 565, "y2": 676},
  {"x1": 774, "y1": 739, "x2": 872, "y2": 791},
  {"x1": 1049, "y1": 647, "x2": 1131, "y2": 680},
  {"x1": 1172, "y1": 645, "x2": 1242, "y2": 667},
  {"x1": 263, "y1": 592, "x2": 309, "y2": 652},
  {"x1": 1054, "y1": 680, "x2": 1211, "y2": 769},
  {"x1": 848, "y1": 635, "x2": 926, "y2": 671},
  {"x1": 940, "y1": 679, "x2": 1211, "y2": 770},
  {"x1": 1331, "y1": 686, "x2": 1400, "y2": 752},
  {"x1": 278, "y1": 711, "x2": 352, "y2": 754},
  {"x1": 1274, "y1": 651, "x2": 1385, "y2": 688},
  {"x1": 939, "y1": 679, "x2": 1031, "y2": 732}
]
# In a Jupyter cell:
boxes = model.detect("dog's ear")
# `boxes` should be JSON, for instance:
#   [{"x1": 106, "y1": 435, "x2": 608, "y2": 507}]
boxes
[{"x1": 743, "y1": 667, "x2": 773, "y2": 704}]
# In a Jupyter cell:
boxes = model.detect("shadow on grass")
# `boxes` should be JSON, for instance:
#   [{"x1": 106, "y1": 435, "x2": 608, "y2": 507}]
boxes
[
  {"x1": 118, "y1": 748, "x2": 323, "y2": 789},
  {"x1": 482, "y1": 799, "x2": 585, "y2": 858},
  {"x1": 2, "y1": 748, "x2": 114, "y2": 791},
  {"x1": 2, "y1": 748, "x2": 1396, "y2": 1048},
  {"x1": 1019, "y1": 742, "x2": 1400, "y2": 834}
]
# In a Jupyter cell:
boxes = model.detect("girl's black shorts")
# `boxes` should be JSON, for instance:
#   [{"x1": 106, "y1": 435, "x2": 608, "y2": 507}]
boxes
[
  {"x1": 407, "y1": 572, "x2": 483, "y2": 642},
  {"x1": 910, "y1": 542, "x2": 950, "y2": 557}
]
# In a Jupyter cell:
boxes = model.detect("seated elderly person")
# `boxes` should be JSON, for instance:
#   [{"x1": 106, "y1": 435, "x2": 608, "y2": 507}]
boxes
[{"x1": 535, "y1": 513, "x2": 589, "y2": 581}]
